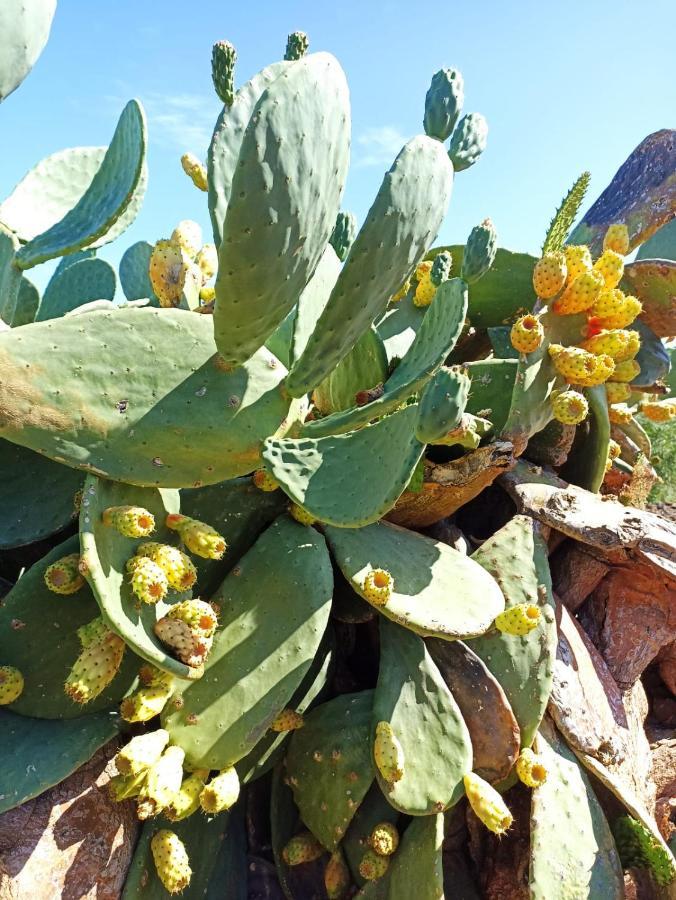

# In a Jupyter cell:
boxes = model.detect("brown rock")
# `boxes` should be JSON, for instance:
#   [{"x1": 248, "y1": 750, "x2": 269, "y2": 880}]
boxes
[
  {"x1": 550, "y1": 542, "x2": 610, "y2": 612},
  {"x1": 657, "y1": 641, "x2": 676, "y2": 695},
  {"x1": 479, "y1": 786, "x2": 530, "y2": 900}
]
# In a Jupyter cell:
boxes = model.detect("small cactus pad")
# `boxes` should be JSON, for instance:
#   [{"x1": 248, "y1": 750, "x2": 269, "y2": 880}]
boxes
[
  {"x1": 36, "y1": 256, "x2": 116, "y2": 322},
  {"x1": 285, "y1": 691, "x2": 374, "y2": 851},
  {"x1": 325, "y1": 521, "x2": 504, "y2": 639},
  {"x1": 372, "y1": 619, "x2": 472, "y2": 814},
  {"x1": 387, "y1": 815, "x2": 444, "y2": 900}
]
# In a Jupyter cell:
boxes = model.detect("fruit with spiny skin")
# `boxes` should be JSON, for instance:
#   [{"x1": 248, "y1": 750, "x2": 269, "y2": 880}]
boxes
[
  {"x1": 270, "y1": 708, "x2": 304, "y2": 732},
  {"x1": 590, "y1": 288, "x2": 626, "y2": 322},
  {"x1": 324, "y1": 850, "x2": 351, "y2": 899},
  {"x1": 363, "y1": 569, "x2": 394, "y2": 606},
  {"x1": 510, "y1": 314, "x2": 544, "y2": 354},
  {"x1": 151, "y1": 829, "x2": 192, "y2": 895},
  {"x1": 211, "y1": 40, "x2": 236, "y2": 106},
  {"x1": 149, "y1": 240, "x2": 191, "y2": 308},
  {"x1": 165, "y1": 770, "x2": 209, "y2": 822},
  {"x1": 369, "y1": 822, "x2": 400, "y2": 857},
  {"x1": 167, "y1": 599, "x2": 218, "y2": 637},
  {"x1": 0, "y1": 666, "x2": 24, "y2": 705},
  {"x1": 515, "y1": 748, "x2": 547, "y2": 788},
  {"x1": 640, "y1": 399, "x2": 676, "y2": 423},
  {"x1": 253, "y1": 469, "x2": 280, "y2": 492},
  {"x1": 374, "y1": 721, "x2": 405, "y2": 783},
  {"x1": 180, "y1": 153, "x2": 208, "y2": 191},
  {"x1": 612, "y1": 359, "x2": 641, "y2": 383},
  {"x1": 463, "y1": 772, "x2": 513, "y2": 835},
  {"x1": 462, "y1": 218, "x2": 497, "y2": 284},
  {"x1": 548, "y1": 344, "x2": 615, "y2": 386},
  {"x1": 563, "y1": 245, "x2": 592, "y2": 282},
  {"x1": 199, "y1": 766, "x2": 240, "y2": 814},
  {"x1": 615, "y1": 330, "x2": 641, "y2": 362},
  {"x1": 415, "y1": 260, "x2": 433, "y2": 281},
  {"x1": 552, "y1": 270, "x2": 603, "y2": 315},
  {"x1": 608, "y1": 404, "x2": 634, "y2": 425},
  {"x1": 581, "y1": 329, "x2": 633, "y2": 360},
  {"x1": 171, "y1": 220, "x2": 202, "y2": 260},
  {"x1": 195, "y1": 243, "x2": 217, "y2": 280},
  {"x1": 127, "y1": 556, "x2": 168, "y2": 605},
  {"x1": 65, "y1": 628, "x2": 125, "y2": 704},
  {"x1": 289, "y1": 504, "x2": 316, "y2": 527},
  {"x1": 391, "y1": 278, "x2": 411, "y2": 303},
  {"x1": 593, "y1": 249, "x2": 624, "y2": 289},
  {"x1": 165, "y1": 514, "x2": 226, "y2": 559},
  {"x1": 115, "y1": 729, "x2": 170, "y2": 777},
  {"x1": 603, "y1": 223, "x2": 630, "y2": 256},
  {"x1": 595, "y1": 296, "x2": 642, "y2": 330},
  {"x1": 102, "y1": 505, "x2": 155, "y2": 538},
  {"x1": 413, "y1": 274, "x2": 436, "y2": 307},
  {"x1": 359, "y1": 850, "x2": 390, "y2": 881},
  {"x1": 137, "y1": 745, "x2": 185, "y2": 820},
  {"x1": 551, "y1": 390, "x2": 589, "y2": 425},
  {"x1": 282, "y1": 831, "x2": 324, "y2": 866},
  {"x1": 44, "y1": 553, "x2": 85, "y2": 595},
  {"x1": 605, "y1": 382, "x2": 631, "y2": 404},
  {"x1": 154, "y1": 616, "x2": 212, "y2": 668},
  {"x1": 137, "y1": 543, "x2": 197, "y2": 591},
  {"x1": 199, "y1": 284, "x2": 215, "y2": 304},
  {"x1": 493, "y1": 602, "x2": 541, "y2": 636},
  {"x1": 120, "y1": 680, "x2": 174, "y2": 722},
  {"x1": 532, "y1": 251, "x2": 567, "y2": 299}
]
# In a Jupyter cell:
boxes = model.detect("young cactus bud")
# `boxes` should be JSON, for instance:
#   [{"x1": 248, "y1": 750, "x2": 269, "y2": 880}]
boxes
[
  {"x1": 270, "y1": 708, "x2": 304, "y2": 732},
  {"x1": 137, "y1": 543, "x2": 197, "y2": 592},
  {"x1": 374, "y1": 721, "x2": 405, "y2": 783},
  {"x1": 151, "y1": 829, "x2": 192, "y2": 895},
  {"x1": 77, "y1": 616, "x2": 109, "y2": 648},
  {"x1": 165, "y1": 770, "x2": 209, "y2": 822},
  {"x1": 515, "y1": 748, "x2": 547, "y2": 788},
  {"x1": 195, "y1": 243, "x2": 217, "y2": 281},
  {"x1": 359, "y1": 850, "x2": 390, "y2": 881},
  {"x1": 108, "y1": 770, "x2": 147, "y2": 803},
  {"x1": 413, "y1": 273, "x2": 436, "y2": 308},
  {"x1": 603, "y1": 223, "x2": 630, "y2": 256},
  {"x1": 463, "y1": 771, "x2": 513, "y2": 835},
  {"x1": 167, "y1": 599, "x2": 218, "y2": 637},
  {"x1": 120, "y1": 681, "x2": 174, "y2": 723},
  {"x1": 0, "y1": 665, "x2": 24, "y2": 704},
  {"x1": 115, "y1": 729, "x2": 170, "y2": 777},
  {"x1": 612, "y1": 358, "x2": 641, "y2": 383},
  {"x1": 461, "y1": 218, "x2": 497, "y2": 284},
  {"x1": 329, "y1": 211, "x2": 357, "y2": 262},
  {"x1": 430, "y1": 250, "x2": 453, "y2": 287},
  {"x1": 593, "y1": 249, "x2": 624, "y2": 290},
  {"x1": 532, "y1": 252, "x2": 567, "y2": 299},
  {"x1": 154, "y1": 616, "x2": 213, "y2": 668},
  {"x1": 127, "y1": 556, "x2": 168, "y2": 605},
  {"x1": 552, "y1": 270, "x2": 604, "y2": 315},
  {"x1": 44, "y1": 553, "x2": 85, "y2": 595},
  {"x1": 423, "y1": 67, "x2": 464, "y2": 142},
  {"x1": 581, "y1": 329, "x2": 634, "y2": 360},
  {"x1": 448, "y1": 112, "x2": 488, "y2": 172},
  {"x1": 282, "y1": 831, "x2": 324, "y2": 866},
  {"x1": 289, "y1": 504, "x2": 316, "y2": 527},
  {"x1": 369, "y1": 822, "x2": 400, "y2": 856},
  {"x1": 608, "y1": 404, "x2": 634, "y2": 425},
  {"x1": 149, "y1": 240, "x2": 191, "y2": 308},
  {"x1": 165, "y1": 514, "x2": 226, "y2": 560},
  {"x1": 640, "y1": 399, "x2": 676, "y2": 423},
  {"x1": 284, "y1": 31, "x2": 309, "y2": 61},
  {"x1": 493, "y1": 603, "x2": 541, "y2": 636},
  {"x1": 137, "y1": 745, "x2": 185, "y2": 820},
  {"x1": 563, "y1": 245, "x2": 593, "y2": 283},
  {"x1": 170, "y1": 220, "x2": 202, "y2": 261},
  {"x1": 211, "y1": 40, "x2": 236, "y2": 107},
  {"x1": 606, "y1": 382, "x2": 631, "y2": 404},
  {"x1": 253, "y1": 469, "x2": 280, "y2": 492},
  {"x1": 199, "y1": 766, "x2": 240, "y2": 814},
  {"x1": 102, "y1": 505, "x2": 155, "y2": 538},
  {"x1": 363, "y1": 569, "x2": 394, "y2": 606},
  {"x1": 65, "y1": 629, "x2": 125, "y2": 704},
  {"x1": 180, "y1": 152, "x2": 208, "y2": 192},
  {"x1": 551, "y1": 390, "x2": 589, "y2": 425},
  {"x1": 324, "y1": 850, "x2": 351, "y2": 899},
  {"x1": 510, "y1": 314, "x2": 544, "y2": 354}
]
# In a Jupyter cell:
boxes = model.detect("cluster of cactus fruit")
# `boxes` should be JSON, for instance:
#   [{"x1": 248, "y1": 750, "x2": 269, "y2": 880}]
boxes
[{"x1": 1, "y1": 9, "x2": 675, "y2": 898}]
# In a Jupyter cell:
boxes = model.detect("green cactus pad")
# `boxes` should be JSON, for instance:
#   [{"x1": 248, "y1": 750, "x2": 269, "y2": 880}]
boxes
[
  {"x1": 263, "y1": 406, "x2": 424, "y2": 527},
  {"x1": 119, "y1": 240, "x2": 158, "y2": 304},
  {"x1": 0, "y1": 708, "x2": 118, "y2": 814},
  {"x1": 569, "y1": 129, "x2": 676, "y2": 256},
  {"x1": 0, "y1": 224, "x2": 21, "y2": 325},
  {"x1": 416, "y1": 366, "x2": 469, "y2": 443},
  {"x1": 636, "y1": 216, "x2": 676, "y2": 261},
  {"x1": 0, "y1": 440, "x2": 82, "y2": 549},
  {"x1": 373, "y1": 619, "x2": 472, "y2": 814},
  {"x1": 265, "y1": 309, "x2": 297, "y2": 369},
  {"x1": 313, "y1": 326, "x2": 389, "y2": 415},
  {"x1": 15, "y1": 101, "x2": 147, "y2": 269},
  {"x1": 11, "y1": 276, "x2": 40, "y2": 327},
  {"x1": 388, "y1": 815, "x2": 444, "y2": 900},
  {"x1": 287, "y1": 136, "x2": 454, "y2": 397},
  {"x1": 180, "y1": 476, "x2": 287, "y2": 597},
  {"x1": 0, "y1": 534, "x2": 139, "y2": 717},
  {"x1": 447, "y1": 112, "x2": 487, "y2": 172},
  {"x1": 342, "y1": 783, "x2": 400, "y2": 886},
  {"x1": 325, "y1": 520, "x2": 504, "y2": 638},
  {"x1": 468, "y1": 515, "x2": 556, "y2": 748},
  {"x1": 0, "y1": 308, "x2": 290, "y2": 488},
  {"x1": 376, "y1": 290, "x2": 426, "y2": 361},
  {"x1": 629, "y1": 319, "x2": 670, "y2": 390},
  {"x1": 487, "y1": 326, "x2": 520, "y2": 360},
  {"x1": 303, "y1": 278, "x2": 467, "y2": 437},
  {"x1": 36, "y1": 257, "x2": 116, "y2": 321},
  {"x1": 0, "y1": 0, "x2": 55, "y2": 103},
  {"x1": 560, "y1": 385, "x2": 610, "y2": 493},
  {"x1": 79, "y1": 476, "x2": 195, "y2": 679},
  {"x1": 161, "y1": 517, "x2": 333, "y2": 768},
  {"x1": 622, "y1": 258, "x2": 676, "y2": 337},
  {"x1": 427, "y1": 639, "x2": 520, "y2": 783},
  {"x1": 214, "y1": 53, "x2": 350, "y2": 366},
  {"x1": 290, "y1": 244, "x2": 343, "y2": 365},
  {"x1": 530, "y1": 720, "x2": 624, "y2": 899},
  {"x1": 285, "y1": 690, "x2": 374, "y2": 850}
]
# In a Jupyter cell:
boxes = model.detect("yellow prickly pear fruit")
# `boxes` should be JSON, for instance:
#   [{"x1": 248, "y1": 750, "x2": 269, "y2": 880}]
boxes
[
  {"x1": 374, "y1": 721, "x2": 405, "y2": 783},
  {"x1": 640, "y1": 399, "x2": 676, "y2": 423},
  {"x1": 603, "y1": 223, "x2": 630, "y2": 256},
  {"x1": 608, "y1": 439, "x2": 622, "y2": 461},
  {"x1": 324, "y1": 850, "x2": 351, "y2": 899},
  {"x1": 590, "y1": 288, "x2": 625, "y2": 321},
  {"x1": 563, "y1": 245, "x2": 593, "y2": 282},
  {"x1": 167, "y1": 599, "x2": 218, "y2": 637},
  {"x1": 102, "y1": 505, "x2": 155, "y2": 538},
  {"x1": 149, "y1": 240, "x2": 192, "y2": 308},
  {"x1": 253, "y1": 469, "x2": 280, "y2": 492},
  {"x1": 199, "y1": 766, "x2": 240, "y2": 814},
  {"x1": 598, "y1": 296, "x2": 642, "y2": 330},
  {"x1": 581, "y1": 353, "x2": 616, "y2": 387},
  {"x1": 195, "y1": 243, "x2": 217, "y2": 280},
  {"x1": 270, "y1": 708, "x2": 304, "y2": 732},
  {"x1": 199, "y1": 284, "x2": 215, "y2": 304},
  {"x1": 515, "y1": 748, "x2": 548, "y2": 788},
  {"x1": 590, "y1": 289, "x2": 642, "y2": 330},
  {"x1": 532, "y1": 251, "x2": 567, "y2": 299},
  {"x1": 289, "y1": 504, "x2": 316, "y2": 527},
  {"x1": 581, "y1": 329, "x2": 633, "y2": 360},
  {"x1": 0, "y1": 665, "x2": 24, "y2": 704},
  {"x1": 552, "y1": 270, "x2": 604, "y2": 315},
  {"x1": 44, "y1": 553, "x2": 85, "y2": 595},
  {"x1": 551, "y1": 390, "x2": 589, "y2": 425},
  {"x1": 593, "y1": 249, "x2": 624, "y2": 289},
  {"x1": 165, "y1": 770, "x2": 209, "y2": 822},
  {"x1": 170, "y1": 220, "x2": 202, "y2": 260},
  {"x1": 115, "y1": 729, "x2": 170, "y2": 777},
  {"x1": 605, "y1": 382, "x2": 631, "y2": 404},
  {"x1": 154, "y1": 616, "x2": 212, "y2": 668},
  {"x1": 391, "y1": 277, "x2": 411, "y2": 303},
  {"x1": 137, "y1": 745, "x2": 185, "y2": 820},
  {"x1": 510, "y1": 314, "x2": 544, "y2": 354},
  {"x1": 65, "y1": 629, "x2": 125, "y2": 704},
  {"x1": 108, "y1": 770, "x2": 147, "y2": 803},
  {"x1": 493, "y1": 603, "x2": 541, "y2": 636},
  {"x1": 127, "y1": 556, "x2": 168, "y2": 605},
  {"x1": 463, "y1": 771, "x2": 513, "y2": 835},
  {"x1": 413, "y1": 274, "x2": 436, "y2": 308},
  {"x1": 363, "y1": 569, "x2": 394, "y2": 606},
  {"x1": 359, "y1": 850, "x2": 390, "y2": 881},
  {"x1": 415, "y1": 260, "x2": 433, "y2": 281},
  {"x1": 137, "y1": 542, "x2": 197, "y2": 592},
  {"x1": 282, "y1": 831, "x2": 324, "y2": 866},
  {"x1": 615, "y1": 329, "x2": 641, "y2": 362},
  {"x1": 608, "y1": 404, "x2": 634, "y2": 425},
  {"x1": 151, "y1": 829, "x2": 192, "y2": 895},
  {"x1": 120, "y1": 681, "x2": 174, "y2": 723},
  {"x1": 612, "y1": 359, "x2": 641, "y2": 383},
  {"x1": 369, "y1": 821, "x2": 400, "y2": 856},
  {"x1": 165, "y1": 514, "x2": 226, "y2": 559},
  {"x1": 180, "y1": 152, "x2": 208, "y2": 192},
  {"x1": 548, "y1": 344, "x2": 613, "y2": 386}
]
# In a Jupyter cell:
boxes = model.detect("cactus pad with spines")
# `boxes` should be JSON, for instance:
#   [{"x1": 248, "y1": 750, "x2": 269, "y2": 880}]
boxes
[
  {"x1": 448, "y1": 112, "x2": 488, "y2": 171},
  {"x1": 387, "y1": 815, "x2": 444, "y2": 900},
  {"x1": 415, "y1": 366, "x2": 470, "y2": 443},
  {"x1": 36, "y1": 257, "x2": 116, "y2": 321},
  {"x1": 424, "y1": 68, "x2": 464, "y2": 141},
  {"x1": 312, "y1": 325, "x2": 388, "y2": 415}
]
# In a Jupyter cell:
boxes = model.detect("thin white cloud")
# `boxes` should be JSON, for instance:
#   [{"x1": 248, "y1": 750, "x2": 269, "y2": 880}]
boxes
[
  {"x1": 141, "y1": 92, "x2": 220, "y2": 154},
  {"x1": 355, "y1": 125, "x2": 409, "y2": 168}
]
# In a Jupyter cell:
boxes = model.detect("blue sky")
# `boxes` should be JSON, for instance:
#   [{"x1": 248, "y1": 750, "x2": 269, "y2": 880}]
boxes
[{"x1": 2, "y1": 0, "x2": 675, "y2": 292}]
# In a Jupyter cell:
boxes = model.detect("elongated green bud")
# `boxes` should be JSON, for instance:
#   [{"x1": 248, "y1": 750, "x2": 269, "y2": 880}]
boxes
[
  {"x1": 211, "y1": 40, "x2": 236, "y2": 107},
  {"x1": 430, "y1": 250, "x2": 452, "y2": 287},
  {"x1": 359, "y1": 850, "x2": 389, "y2": 881},
  {"x1": 448, "y1": 112, "x2": 488, "y2": 172},
  {"x1": 65, "y1": 628, "x2": 125, "y2": 704},
  {"x1": 461, "y1": 218, "x2": 497, "y2": 284},
  {"x1": 329, "y1": 211, "x2": 357, "y2": 262},
  {"x1": 120, "y1": 682, "x2": 174, "y2": 722},
  {"x1": 284, "y1": 31, "x2": 309, "y2": 61},
  {"x1": 165, "y1": 514, "x2": 226, "y2": 559},
  {"x1": 102, "y1": 505, "x2": 155, "y2": 538},
  {"x1": 77, "y1": 616, "x2": 109, "y2": 648},
  {"x1": 137, "y1": 543, "x2": 197, "y2": 592},
  {"x1": 424, "y1": 68, "x2": 464, "y2": 141}
]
